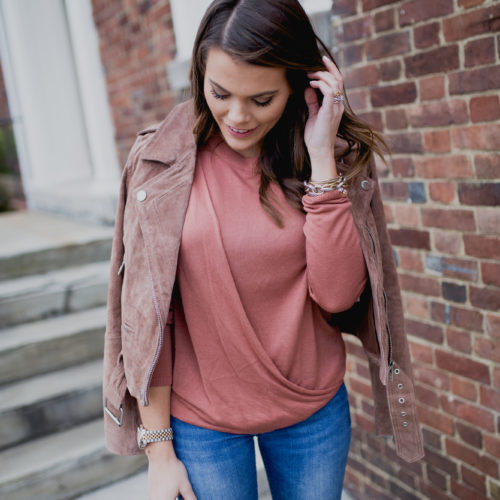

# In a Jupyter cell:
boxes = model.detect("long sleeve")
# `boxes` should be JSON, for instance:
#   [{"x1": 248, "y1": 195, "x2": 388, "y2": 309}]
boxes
[{"x1": 302, "y1": 189, "x2": 367, "y2": 313}]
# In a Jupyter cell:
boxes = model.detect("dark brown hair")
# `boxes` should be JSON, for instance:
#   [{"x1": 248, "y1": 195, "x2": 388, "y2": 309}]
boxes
[{"x1": 190, "y1": 0, "x2": 388, "y2": 226}]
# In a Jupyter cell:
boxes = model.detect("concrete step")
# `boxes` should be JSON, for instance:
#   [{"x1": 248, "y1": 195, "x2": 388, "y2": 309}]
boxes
[
  {"x1": 0, "y1": 359, "x2": 103, "y2": 450},
  {"x1": 0, "y1": 261, "x2": 110, "y2": 328},
  {"x1": 0, "y1": 306, "x2": 106, "y2": 385},
  {"x1": 0, "y1": 211, "x2": 113, "y2": 279},
  {"x1": 0, "y1": 419, "x2": 147, "y2": 500}
]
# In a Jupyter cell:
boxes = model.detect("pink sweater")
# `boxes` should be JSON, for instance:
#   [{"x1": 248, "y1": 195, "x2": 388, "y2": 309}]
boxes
[{"x1": 151, "y1": 136, "x2": 367, "y2": 433}]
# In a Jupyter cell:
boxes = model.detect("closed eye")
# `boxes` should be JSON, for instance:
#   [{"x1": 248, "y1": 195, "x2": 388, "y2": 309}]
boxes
[
  {"x1": 210, "y1": 87, "x2": 274, "y2": 107},
  {"x1": 210, "y1": 88, "x2": 229, "y2": 100}
]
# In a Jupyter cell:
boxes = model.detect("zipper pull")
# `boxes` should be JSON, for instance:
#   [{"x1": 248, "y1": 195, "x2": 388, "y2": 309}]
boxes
[
  {"x1": 117, "y1": 259, "x2": 125, "y2": 275},
  {"x1": 389, "y1": 360, "x2": 395, "y2": 382}
]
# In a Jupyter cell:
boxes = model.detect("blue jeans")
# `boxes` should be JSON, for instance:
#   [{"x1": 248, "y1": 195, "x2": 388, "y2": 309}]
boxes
[{"x1": 171, "y1": 382, "x2": 351, "y2": 500}]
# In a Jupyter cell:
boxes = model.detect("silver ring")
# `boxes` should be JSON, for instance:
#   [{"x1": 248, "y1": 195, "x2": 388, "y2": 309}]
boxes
[{"x1": 332, "y1": 95, "x2": 344, "y2": 103}]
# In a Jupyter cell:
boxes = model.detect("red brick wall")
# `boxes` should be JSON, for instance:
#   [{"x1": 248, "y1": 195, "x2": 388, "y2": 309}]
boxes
[
  {"x1": 333, "y1": 1, "x2": 500, "y2": 498},
  {"x1": 91, "y1": 0, "x2": 177, "y2": 166}
]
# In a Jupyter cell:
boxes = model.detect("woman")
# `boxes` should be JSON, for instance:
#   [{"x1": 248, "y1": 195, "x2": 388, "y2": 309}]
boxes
[{"x1": 102, "y1": 1, "x2": 424, "y2": 499}]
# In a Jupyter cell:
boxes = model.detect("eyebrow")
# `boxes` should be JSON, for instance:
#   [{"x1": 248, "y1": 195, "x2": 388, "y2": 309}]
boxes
[{"x1": 209, "y1": 79, "x2": 279, "y2": 98}]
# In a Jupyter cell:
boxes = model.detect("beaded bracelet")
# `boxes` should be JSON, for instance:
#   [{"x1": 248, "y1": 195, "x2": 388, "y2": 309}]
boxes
[{"x1": 303, "y1": 175, "x2": 347, "y2": 196}]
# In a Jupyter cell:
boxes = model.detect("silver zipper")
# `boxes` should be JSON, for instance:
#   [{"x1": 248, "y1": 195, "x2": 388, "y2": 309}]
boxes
[
  {"x1": 117, "y1": 259, "x2": 125, "y2": 275},
  {"x1": 383, "y1": 288, "x2": 394, "y2": 375},
  {"x1": 143, "y1": 260, "x2": 164, "y2": 407},
  {"x1": 366, "y1": 223, "x2": 376, "y2": 254}
]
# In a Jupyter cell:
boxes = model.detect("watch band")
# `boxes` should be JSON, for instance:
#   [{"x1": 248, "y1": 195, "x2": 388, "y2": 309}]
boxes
[{"x1": 137, "y1": 424, "x2": 174, "y2": 449}]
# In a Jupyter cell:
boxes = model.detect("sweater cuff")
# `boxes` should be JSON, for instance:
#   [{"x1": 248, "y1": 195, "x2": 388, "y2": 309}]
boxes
[{"x1": 302, "y1": 189, "x2": 349, "y2": 207}]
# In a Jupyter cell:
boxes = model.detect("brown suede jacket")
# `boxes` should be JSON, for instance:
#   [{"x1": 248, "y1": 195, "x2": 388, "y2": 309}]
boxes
[{"x1": 102, "y1": 99, "x2": 425, "y2": 463}]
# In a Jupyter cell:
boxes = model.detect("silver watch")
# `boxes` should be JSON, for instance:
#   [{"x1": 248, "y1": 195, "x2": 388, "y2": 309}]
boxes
[{"x1": 137, "y1": 424, "x2": 174, "y2": 449}]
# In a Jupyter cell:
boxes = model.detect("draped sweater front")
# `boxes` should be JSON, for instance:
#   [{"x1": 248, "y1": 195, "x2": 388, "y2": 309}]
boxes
[{"x1": 151, "y1": 136, "x2": 367, "y2": 434}]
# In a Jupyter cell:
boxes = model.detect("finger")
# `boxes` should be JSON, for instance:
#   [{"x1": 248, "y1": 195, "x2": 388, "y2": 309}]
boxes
[
  {"x1": 179, "y1": 483, "x2": 197, "y2": 500},
  {"x1": 307, "y1": 70, "x2": 342, "y2": 90},
  {"x1": 304, "y1": 86, "x2": 320, "y2": 116},
  {"x1": 322, "y1": 55, "x2": 344, "y2": 81},
  {"x1": 309, "y1": 80, "x2": 345, "y2": 109}
]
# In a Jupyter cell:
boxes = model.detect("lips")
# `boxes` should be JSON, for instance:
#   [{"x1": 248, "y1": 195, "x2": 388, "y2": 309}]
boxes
[{"x1": 225, "y1": 123, "x2": 257, "y2": 137}]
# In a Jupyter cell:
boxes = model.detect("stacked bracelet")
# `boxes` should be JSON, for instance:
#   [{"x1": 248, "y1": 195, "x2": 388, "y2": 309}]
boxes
[{"x1": 303, "y1": 175, "x2": 347, "y2": 196}]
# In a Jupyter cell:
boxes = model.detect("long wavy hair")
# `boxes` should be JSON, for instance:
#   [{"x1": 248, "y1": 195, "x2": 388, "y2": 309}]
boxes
[{"x1": 190, "y1": 0, "x2": 388, "y2": 227}]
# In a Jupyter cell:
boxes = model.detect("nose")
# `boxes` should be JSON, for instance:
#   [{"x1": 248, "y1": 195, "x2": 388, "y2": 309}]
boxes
[{"x1": 227, "y1": 99, "x2": 250, "y2": 125}]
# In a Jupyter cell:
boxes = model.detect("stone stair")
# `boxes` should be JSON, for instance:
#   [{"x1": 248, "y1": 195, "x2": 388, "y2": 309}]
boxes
[{"x1": 0, "y1": 211, "x2": 146, "y2": 500}]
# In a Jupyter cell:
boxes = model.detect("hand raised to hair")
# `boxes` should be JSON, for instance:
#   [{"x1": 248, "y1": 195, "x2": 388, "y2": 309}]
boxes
[{"x1": 304, "y1": 56, "x2": 345, "y2": 179}]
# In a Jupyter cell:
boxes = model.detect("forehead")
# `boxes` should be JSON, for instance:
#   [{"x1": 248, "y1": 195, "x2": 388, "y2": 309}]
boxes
[{"x1": 204, "y1": 48, "x2": 289, "y2": 95}]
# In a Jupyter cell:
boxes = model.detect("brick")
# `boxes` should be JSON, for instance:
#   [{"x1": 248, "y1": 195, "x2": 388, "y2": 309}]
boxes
[
  {"x1": 358, "y1": 111, "x2": 383, "y2": 131},
  {"x1": 414, "y1": 363, "x2": 450, "y2": 390},
  {"x1": 419, "y1": 75, "x2": 445, "y2": 101},
  {"x1": 415, "y1": 383, "x2": 439, "y2": 407},
  {"x1": 405, "y1": 45, "x2": 459, "y2": 78},
  {"x1": 480, "y1": 385, "x2": 500, "y2": 412},
  {"x1": 490, "y1": 479, "x2": 500, "y2": 499},
  {"x1": 423, "y1": 445, "x2": 458, "y2": 475},
  {"x1": 399, "y1": 249, "x2": 424, "y2": 272},
  {"x1": 458, "y1": 182, "x2": 500, "y2": 206},
  {"x1": 450, "y1": 375, "x2": 477, "y2": 402},
  {"x1": 442, "y1": 282, "x2": 466, "y2": 303},
  {"x1": 465, "y1": 36, "x2": 496, "y2": 67},
  {"x1": 362, "y1": 0, "x2": 400, "y2": 11},
  {"x1": 387, "y1": 132, "x2": 423, "y2": 154},
  {"x1": 446, "y1": 438, "x2": 498, "y2": 475},
  {"x1": 422, "y1": 427, "x2": 442, "y2": 450},
  {"x1": 392, "y1": 158, "x2": 414, "y2": 177},
  {"x1": 342, "y1": 44, "x2": 364, "y2": 66},
  {"x1": 378, "y1": 60, "x2": 401, "y2": 81},
  {"x1": 486, "y1": 314, "x2": 500, "y2": 339},
  {"x1": 476, "y1": 207, "x2": 500, "y2": 234},
  {"x1": 407, "y1": 100, "x2": 468, "y2": 128},
  {"x1": 470, "y1": 286, "x2": 500, "y2": 312},
  {"x1": 385, "y1": 109, "x2": 407, "y2": 130},
  {"x1": 424, "y1": 130, "x2": 451, "y2": 154},
  {"x1": 453, "y1": 124, "x2": 500, "y2": 151},
  {"x1": 389, "y1": 228, "x2": 431, "y2": 250},
  {"x1": 422, "y1": 208, "x2": 475, "y2": 231},
  {"x1": 332, "y1": 0, "x2": 358, "y2": 16},
  {"x1": 449, "y1": 65, "x2": 500, "y2": 94},
  {"x1": 408, "y1": 182, "x2": 426, "y2": 203},
  {"x1": 429, "y1": 181, "x2": 455, "y2": 203},
  {"x1": 441, "y1": 257, "x2": 478, "y2": 282},
  {"x1": 381, "y1": 181, "x2": 408, "y2": 201},
  {"x1": 426, "y1": 466, "x2": 447, "y2": 490},
  {"x1": 431, "y1": 302, "x2": 483, "y2": 332},
  {"x1": 414, "y1": 155, "x2": 473, "y2": 179},
  {"x1": 399, "y1": 0, "x2": 453, "y2": 26},
  {"x1": 366, "y1": 31, "x2": 410, "y2": 60},
  {"x1": 336, "y1": 16, "x2": 372, "y2": 42},
  {"x1": 394, "y1": 205, "x2": 420, "y2": 227},
  {"x1": 442, "y1": 398, "x2": 495, "y2": 433},
  {"x1": 456, "y1": 421, "x2": 483, "y2": 448},
  {"x1": 355, "y1": 412, "x2": 375, "y2": 432},
  {"x1": 461, "y1": 465, "x2": 487, "y2": 495},
  {"x1": 451, "y1": 480, "x2": 489, "y2": 500},
  {"x1": 484, "y1": 434, "x2": 500, "y2": 459},
  {"x1": 383, "y1": 203, "x2": 394, "y2": 223},
  {"x1": 371, "y1": 82, "x2": 417, "y2": 107},
  {"x1": 418, "y1": 405, "x2": 454, "y2": 434},
  {"x1": 348, "y1": 88, "x2": 368, "y2": 111},
  {"x1": 443, "y1": 4, "x2": 500, "y2": 42},
  {"x1": 405, "y1": 317, "x2": 443, "y2": 342},
  {"x1": 475, "y1": 154, "x2": 500, "y2": 179},
  {"x1": 433, "y1": 231, "x2": 462, "y2": 255},
  {"x1": 470, "y1": 95, "x2": 500, "y2": 123},
  {"x1": 458, "y1": 0, "x2": 485, "y2": 7},
  {"x1": 436, "y1": 349, "x2": 490, "y2": 383},
  {"x1": 345, "y1": 64, "x2": 378, "y2": 88},
  {"x1": 409, "y1": 340, "x2": 432, "y2": 364},
  {"x1": 374, "y1": 8, "x2": 394, "y2": 32},
  {"x1": 474, "y1": 337, "x2": 500, "y2": 363},
  {"x1": 446, "y1": 327, "x2": 471, "y2": 353},
  {"x1": 464, "y1": 234, "x2": 500, "y2": 260},
  {"x1": 414, "y1": 22, "x2": 440, "y2": 49}
]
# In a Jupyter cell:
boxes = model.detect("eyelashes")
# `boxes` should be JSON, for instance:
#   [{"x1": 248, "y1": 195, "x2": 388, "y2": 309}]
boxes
[{"x1": 210, "y1": 88, "x2": 273, "y2": 107}]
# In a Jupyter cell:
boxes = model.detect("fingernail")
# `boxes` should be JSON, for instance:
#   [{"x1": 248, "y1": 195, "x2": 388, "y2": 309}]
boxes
[{"x1": 322, "y1": 55, "x2": 331, "y2": 62}]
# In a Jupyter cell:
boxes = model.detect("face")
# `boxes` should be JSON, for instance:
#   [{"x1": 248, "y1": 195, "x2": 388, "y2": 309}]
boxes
[{"x1": 203, "y1": 48, "x2": 292, "y2": 158}]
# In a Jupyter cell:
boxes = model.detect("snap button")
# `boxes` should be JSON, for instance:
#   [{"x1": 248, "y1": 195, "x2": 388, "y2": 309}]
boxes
[
  {"x1": 360, "y1": 179, "x2": 370, "y2": 191},
  {"x1": 398, "y1": 397, "x2": 405, "y2": 404},
  {"x1": 137, "y1": 190, "x2": 147, "y2": 202},
  {"x1": 398, "y1": 383, "x2": 403, "y2": 389},
  {"x1": 394, "y1": 368, "x2": 400, "y2": 375},
  {"x1": 402, "y1": 422, "x2": 408, "y2": 427},
  {"x1": 401, "y1": 411, "x2": 407, "y2": 417}
]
